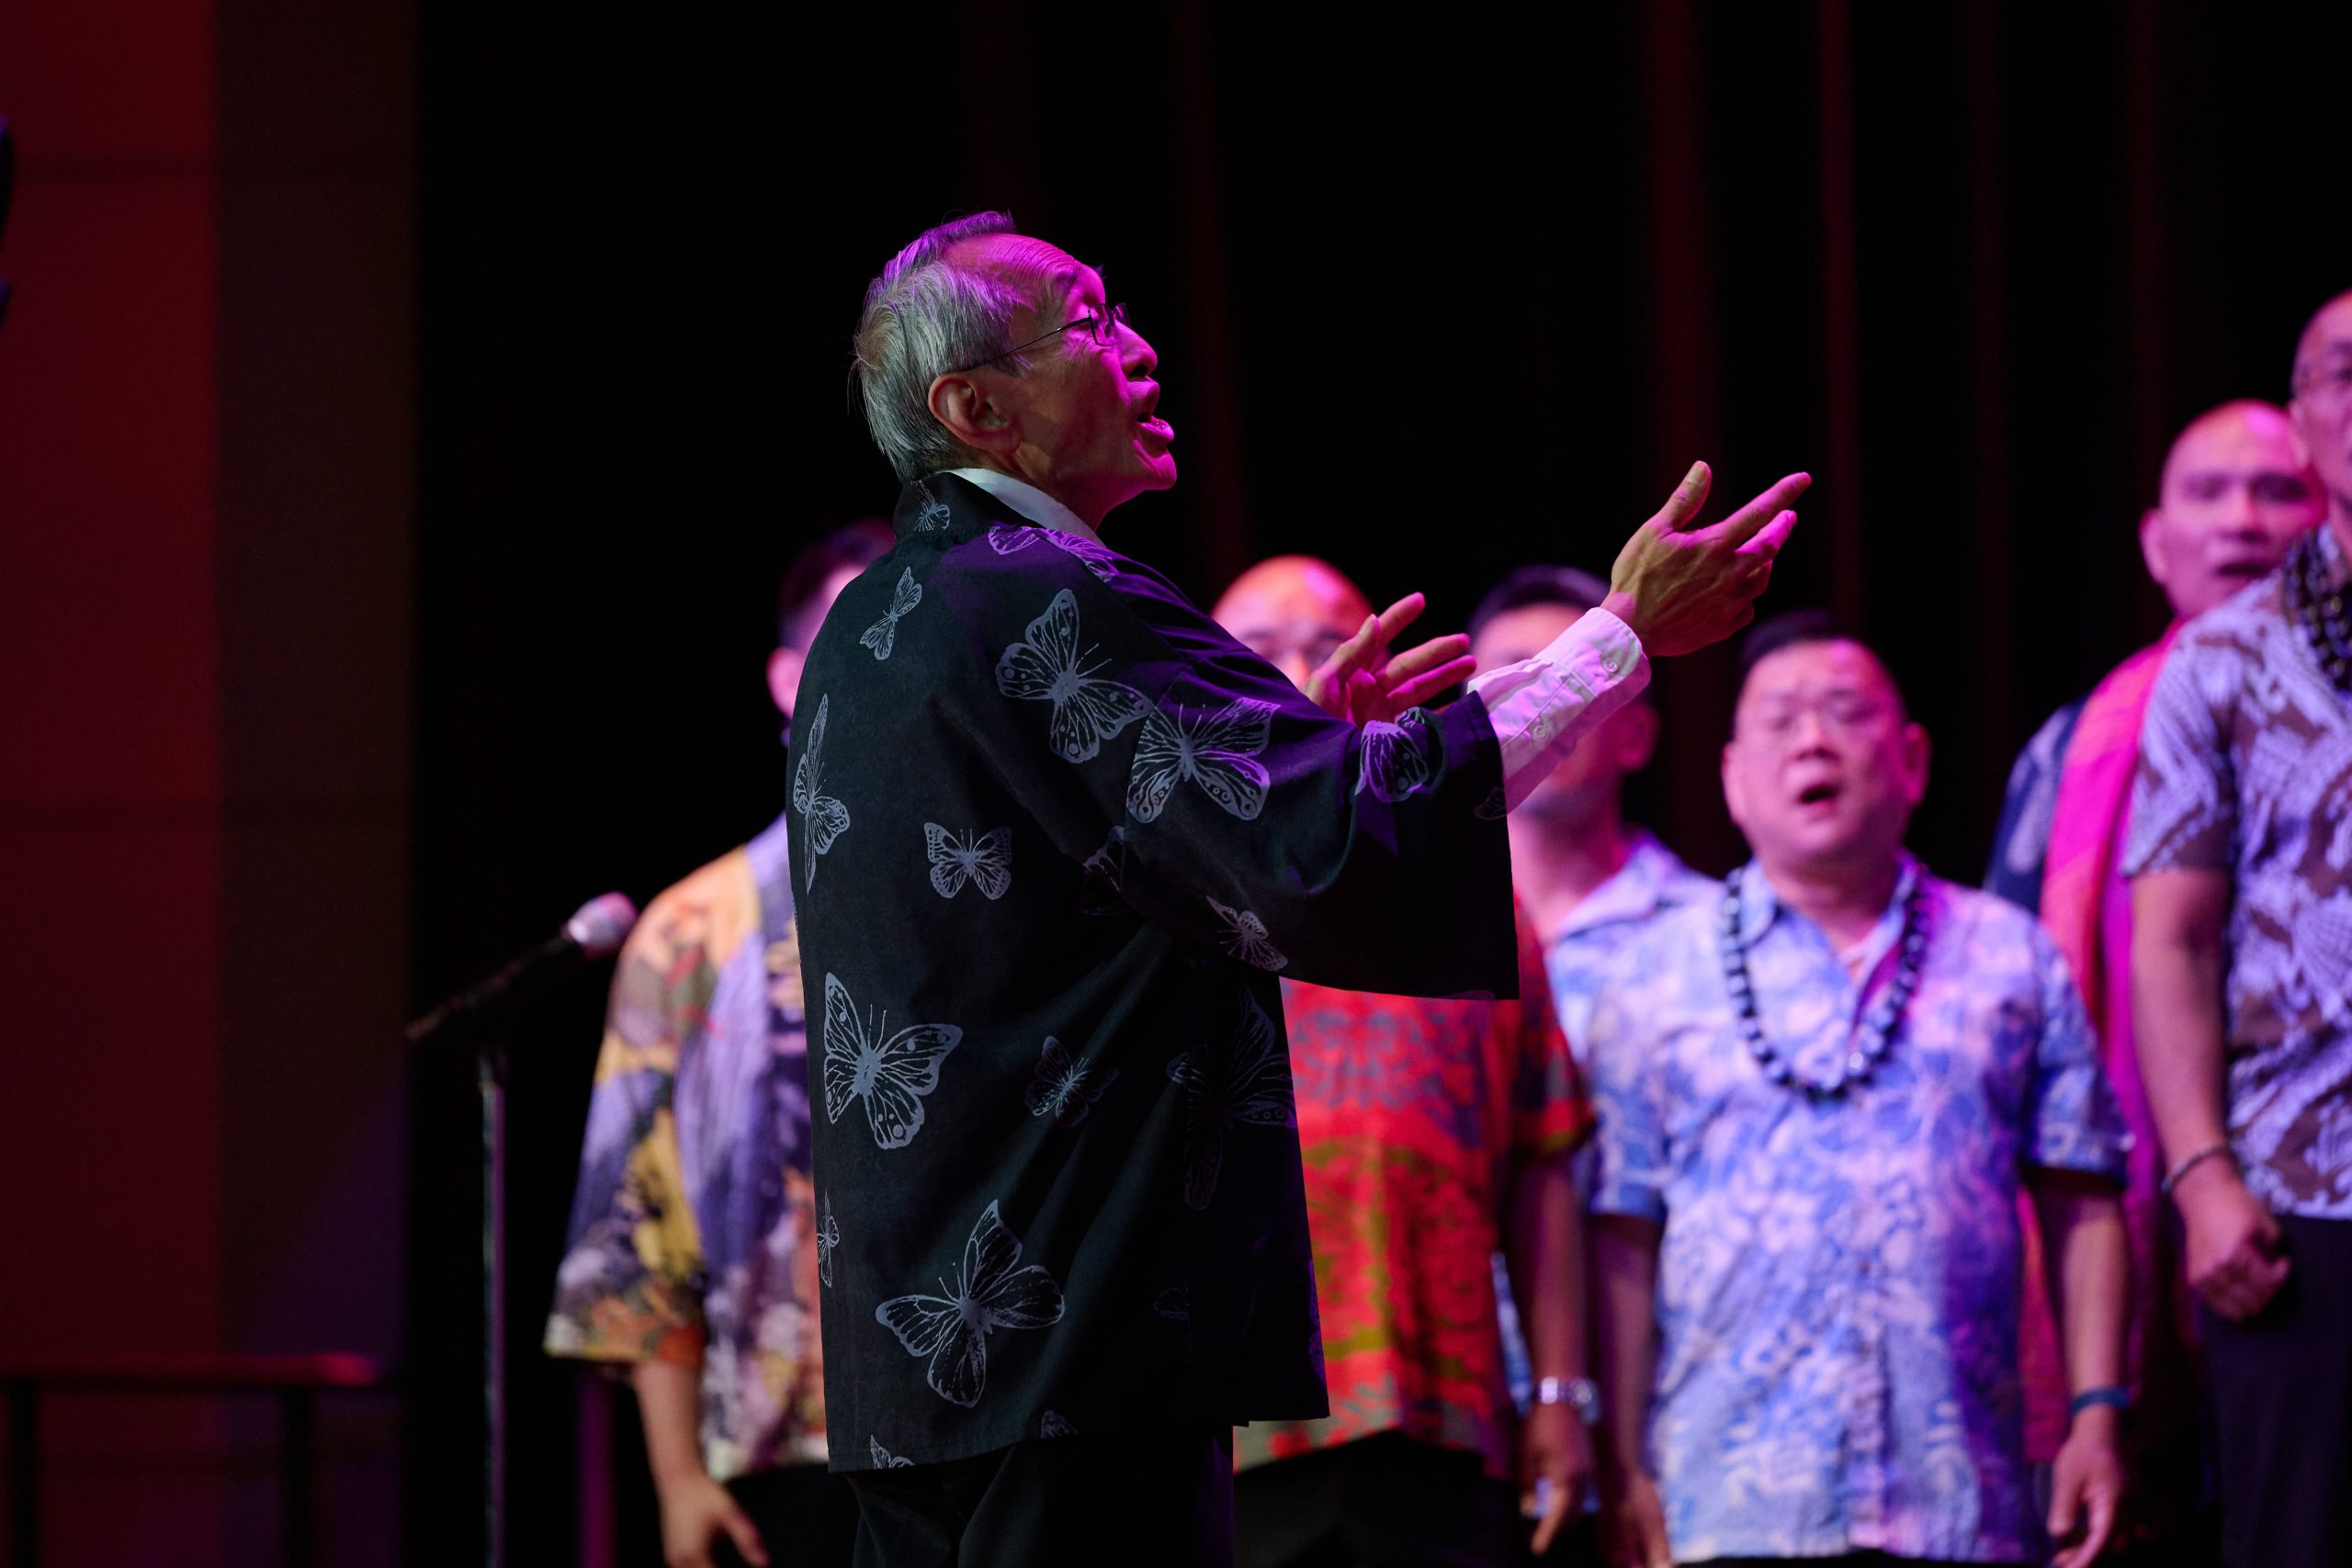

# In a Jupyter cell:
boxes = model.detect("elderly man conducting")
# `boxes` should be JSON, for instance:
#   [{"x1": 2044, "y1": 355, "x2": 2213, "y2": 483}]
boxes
[
  {"x1": 785, "y1": 210, "x2": 1808, "y2": 1567},
  {"x1": 1587, "y1": 614, "x2": 2132, "y2": 1568}
]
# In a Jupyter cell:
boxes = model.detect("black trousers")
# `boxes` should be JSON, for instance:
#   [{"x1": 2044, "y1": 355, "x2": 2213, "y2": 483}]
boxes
[
  {"x1": 847, "y1": 1423, "x2": 1234, "y2": 1567},
  {"x1": 2201, "y1": 1212, "x2": 2352, "y2": 1568},
  {"x1": 1233, "y1": 1431, "x2": 1520, "y2": 1568},
  {"x1": 718, "y1": 1463, "x2": 864, "y2": 1568}
]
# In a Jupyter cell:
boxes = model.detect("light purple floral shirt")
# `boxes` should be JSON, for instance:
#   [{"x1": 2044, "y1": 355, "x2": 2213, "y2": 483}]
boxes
[{"x1": 1588, "y1": 859, "x2": 2129, "y2": 1563}]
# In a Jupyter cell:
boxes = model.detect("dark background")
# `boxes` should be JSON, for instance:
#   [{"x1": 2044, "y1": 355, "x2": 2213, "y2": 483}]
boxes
[{"x1": 5, "y1": 1, "x2": 2347, "y2": 1563}]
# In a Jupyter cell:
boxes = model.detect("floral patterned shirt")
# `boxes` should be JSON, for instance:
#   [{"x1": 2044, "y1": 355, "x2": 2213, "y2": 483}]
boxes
[
  {"x1": 1588, "y1": 859, "x2": 2129, "y2": 1564},
  {"x1": 2125, "y1": 527, "x2": 2352, "y2": 1216},
  {"x1": 1542, "y1": 830, "x2": 1717, "y2": 1074},
  {"x1": 544, "y1": 814, "x2": 829, "y2": 1479},
  {"x1": 1233, "y1": 905, "x2": 1589, "y2": 1481}
]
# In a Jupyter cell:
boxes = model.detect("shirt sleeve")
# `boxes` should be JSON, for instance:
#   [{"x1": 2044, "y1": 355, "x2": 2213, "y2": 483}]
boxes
[
  {"x1": 1464, "y1": 609, "x2": 1651, "y2": 811},
  {"x1": 1983, "y1": 699, "x2": 2081, "y2": 909},
  {"x1": 2020, "y1": 922, "x2": 2132, "y2": 1182},
  {"x1": 543, "y1": 919, "x2": 711, "y2": 1367},
  {"x1": 1508, "y1": 905, "x2": 1594, "y2": 1160},
  {"x1": 1585, "y1": 944, "x2": 1671, "y2": 1222},
  {"x1": 939, "y1": 542, "x2": 1637, "y2": 998},
  {"x1": 2122, "y1": 633, "x2": 2237, "y2": 878}
]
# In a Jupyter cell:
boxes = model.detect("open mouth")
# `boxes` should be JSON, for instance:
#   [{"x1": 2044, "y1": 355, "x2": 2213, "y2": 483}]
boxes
[
  {"x1": 2214, "y1": 559, "x2": 2271, "y2": 581},
  {"x1": 1793, "y1": 781, "x2": 1842, "y2": 809}
]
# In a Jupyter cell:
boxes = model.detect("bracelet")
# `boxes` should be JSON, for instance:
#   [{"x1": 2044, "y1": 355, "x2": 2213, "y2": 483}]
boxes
[
  {"x1": 1533, "y1": 1375, "x2": 1602, "y2": 1426},
  {"x1": 2069, "y1": 1385, "x2": 2131, "y2": 1418},
  {"x1": 2160, "y1": 1143, "x2": 2233, "y2": 1195}
]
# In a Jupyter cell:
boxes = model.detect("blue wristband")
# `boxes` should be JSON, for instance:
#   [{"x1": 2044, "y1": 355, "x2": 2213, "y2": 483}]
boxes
[{"x1": 2068, "y1": 1385, "x2": 2130, "y2": 1417}]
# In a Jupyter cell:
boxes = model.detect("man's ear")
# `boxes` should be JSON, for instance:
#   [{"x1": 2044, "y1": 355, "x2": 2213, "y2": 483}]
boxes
[
  {"x1": 1900, "y1": 721, "x2": 1931, "y2": 807},
  {"x1": 929, "y1": 372, "x2": 1021, "y2": 457},
  {"x1": 767, "y1": 646, "x2": 804, "y2": 720},
  {"x1": 2139, "y1": 507, "x2": 2170, "y2": 592}
]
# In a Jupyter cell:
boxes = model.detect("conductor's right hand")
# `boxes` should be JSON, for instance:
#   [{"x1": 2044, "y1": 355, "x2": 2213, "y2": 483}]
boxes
[{"x1": 1600, "y1": 463, "x2": 1811, "y2": 658}]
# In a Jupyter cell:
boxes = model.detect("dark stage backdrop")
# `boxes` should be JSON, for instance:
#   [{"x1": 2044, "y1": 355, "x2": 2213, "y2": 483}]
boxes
[{"x1": 411, "y1": 2, "x2": 2352, "y2": 1560}]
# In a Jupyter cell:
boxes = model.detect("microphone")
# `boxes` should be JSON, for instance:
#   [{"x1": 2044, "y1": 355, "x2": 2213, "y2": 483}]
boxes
[{"x1": 406, "y1": 893, "x2": 639, "y2": 1044}]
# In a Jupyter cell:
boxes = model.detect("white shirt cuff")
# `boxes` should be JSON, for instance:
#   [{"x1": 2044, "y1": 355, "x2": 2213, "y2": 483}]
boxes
[{"x1": 1464, "y1": 607, "x2": 1650, "y2": 811}]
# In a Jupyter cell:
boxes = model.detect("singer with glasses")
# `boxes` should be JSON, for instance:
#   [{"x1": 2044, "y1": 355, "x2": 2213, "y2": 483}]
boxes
[{"x1": 546, "y1": 522, "x2": 892, "y2": 1568}]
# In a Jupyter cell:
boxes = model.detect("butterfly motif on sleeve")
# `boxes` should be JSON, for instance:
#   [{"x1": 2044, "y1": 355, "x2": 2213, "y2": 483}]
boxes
[
  {"x1": 1166, "y1": 992, "x2": 1296, "y2": 1210},
  {"x1": 994, "y1": 589, "x2": 1153, "y2": 762},
  {"x1": 1206, "y1": 897, "x2": 1287, "y2": 972},
  {"x1": 1038, "y1": 1411, "x2": 1080, "y2": 1439},
  {"x1": 987, "y1": 523, "x2": 1123, "y2": 582},
  {"x1": 1023, "y1": 1036, "x2": 1119, "y2": 1128},
  {"x1": 816, "y1": 1193, "x2": 840, "y2": 1288},
  {"x1": 1127, "y1": 698, "x2": 1276, "y2": 822},
  {"x1": 869, "y1": 1438, "x2": 914, "y2": 1468},
  {"x1": 1355, "y1": 710, "x2": 1435, "y2": 803},
  {"x1": 1077, "y1": 827, "x2": 1130, "y2": 916},
  {"x1": 1474, "y1": 784, "x2": 1509, "y2": 821},
  {"x1": 791, "y1": 694, "x2": 850, "y2": 890},
  {"x1": 875, "y1": 1200, "x2": 1065, "y2": 1408},
  {"x1": 924, "y1": 824, "x2": 1012, "y2": 901},
  {"x1": 1151, "y1": 1286, "x2": 1191, "y2": 1322},
  {"x1": 820, "y1": 973, "x2": 963, "y2": 1150},
  {"x1": 859, "y1": 568, "x2": 922, "y2": 661}
]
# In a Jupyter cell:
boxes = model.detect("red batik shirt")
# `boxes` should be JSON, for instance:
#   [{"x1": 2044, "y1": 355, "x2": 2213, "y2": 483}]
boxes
[{"x1": 1233, "y1": 903, "x2": 1590, "y2": 1480}]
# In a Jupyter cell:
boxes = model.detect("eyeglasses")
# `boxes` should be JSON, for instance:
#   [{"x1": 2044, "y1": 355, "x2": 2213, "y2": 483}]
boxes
[{"x1": 953, "y1": 302, "x2": 1129, "y2": 374}]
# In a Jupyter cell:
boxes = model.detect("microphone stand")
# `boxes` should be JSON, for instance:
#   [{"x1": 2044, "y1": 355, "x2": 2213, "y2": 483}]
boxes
[
  {"x1": 410, "y1": 895, "x2": 635, "y2": 1568},
  {"x1": 479, "y1": 1035, "x2": 510, "y2": 1568}
]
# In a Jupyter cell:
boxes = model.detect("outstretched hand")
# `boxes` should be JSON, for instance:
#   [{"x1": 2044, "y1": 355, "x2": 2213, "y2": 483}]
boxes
[
  {"x1": 1601, "y1": 462, "x2": 1810, "y2": 658},
  {"x1": 1304, "y1": 591, "x2": 1478, "y2": 725}
]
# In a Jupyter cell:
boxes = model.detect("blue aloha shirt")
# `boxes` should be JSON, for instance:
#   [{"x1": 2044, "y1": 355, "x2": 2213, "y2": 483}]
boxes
[
  {"x1": 1498, "y1": 830, "x2": 1714, "y2": 1407},
  {"x1": 1587, "y1": 856, "x2": 2130, "y2": 1564}
]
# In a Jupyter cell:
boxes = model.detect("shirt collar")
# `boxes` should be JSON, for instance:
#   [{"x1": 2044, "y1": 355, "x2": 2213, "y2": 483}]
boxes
[
  {"x1": 2317, "y1": 522, "x2": 2350, "y2": 589},
  {"x1": 942, "y1": 468, "x2": 1103, "y2": 544},
  {"x1": 1735, "y1": 851, "x2": 1921, "y2": 956},
  {"x1": 1555, "y1": 831, "x2": 1700, "y2": 939}
]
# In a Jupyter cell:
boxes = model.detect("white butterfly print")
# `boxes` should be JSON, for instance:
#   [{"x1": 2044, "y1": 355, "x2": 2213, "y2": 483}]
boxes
[
  {"x1": 987, "y1": 522, "x2": 1122, "y2": 581},
  {"x1": 817, "y1": 1192, "x2": 840, "y2": 1288},
  {"x1": 1127, "y1": 698, "x2": 1275, "y2": 822},
  {"x1": 994, "y1": 589, "x2": 1153, "y2": 762},
  {"x1": 1167, "y1": 992, "x2": 1295, "y2": 1210},
  {"x1": 1077, "y1": 826, "x2": 1129, "y2": 916},
  {"x1": 875, "y1": 1200, "x2": 1065, "y2": 1408},
  {"x1": 924, "y1": 823, "x2": 1012, "y2": 901},
  {"x1": 820, "y1": 973, "x2": 963, "y2": 1150},
  {"x1": 1038, "y1": 1411, "x2": 1079, "y2": 1439},
  {"x1": 1474, "y1": 784, "x2": 1508, "y2": 821},
  {"x1": 791, "y1": 694, "x2": 850, "y2": 890},
  {"x1": 1206, "y1": 897, "x2": 1287, "y2": 972},
  {"x1": 1355, "y1": 711, "x2": 1434, "y2": 803},
  {"x1": 869, "y1": 1438, "x2": 914, "y2": 1468},
  {"x1": 1023, "y1": 1035, "x2": 1119, "y2": 1128},
  {"x1": 859, "y1": 568, "x2": 922, "y2": 661},
  {"x1": 1151, "y1": 1286, "x2": 1191, "y2": 1322},
  {"x1": 911, "y1": 482, "x2": 952, "y2": 532}
]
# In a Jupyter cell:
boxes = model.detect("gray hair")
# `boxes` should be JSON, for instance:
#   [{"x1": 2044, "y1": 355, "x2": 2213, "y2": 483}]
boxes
[{"x1": 851, "y1": 211, "x2": 1045, "y2": 483}]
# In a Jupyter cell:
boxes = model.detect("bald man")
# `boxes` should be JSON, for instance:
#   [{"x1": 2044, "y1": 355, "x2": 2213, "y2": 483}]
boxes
[
  {"x1": 1215, "y1": 557, "x2": 1597, "y2": 1568},
  {"x1": 1984, "y1": 400, "x2": 2322, "y2": 1560},
  {"x1": 2130, "y1": 292, "x2": 2352, "y2": 1568}
]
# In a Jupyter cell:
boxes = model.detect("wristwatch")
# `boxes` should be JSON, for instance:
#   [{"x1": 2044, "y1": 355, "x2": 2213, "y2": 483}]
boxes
[{"x1": 1533, "y1": 1375, "x2": 1602, "y2": 1427}]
